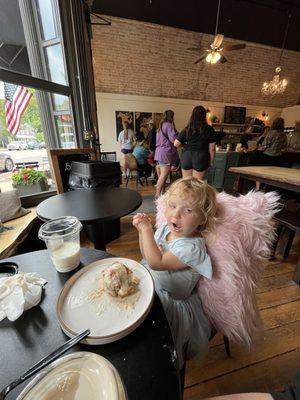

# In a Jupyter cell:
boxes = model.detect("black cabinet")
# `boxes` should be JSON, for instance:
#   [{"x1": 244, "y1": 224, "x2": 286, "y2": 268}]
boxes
[{"x1": 207, "y1": 152, "x2": 240, "y2": 191}]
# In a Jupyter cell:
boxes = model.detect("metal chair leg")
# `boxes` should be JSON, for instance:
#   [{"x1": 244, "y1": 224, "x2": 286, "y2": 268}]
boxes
[
  {"x1": 223, "y1": 335, "x2": 231, "y2": 357},
  {"x1": 294, "y1": 255, "x2": 300, "y2": 284},
  {"x1": 283, "y1": 230, "x2": 295, "y2": 258},
  {"x1": 125, "y1": 171, "x2": 130, "y2": 187},
  {"x1": 270, "y1": 224, "x2": 283, "y2": 259}
]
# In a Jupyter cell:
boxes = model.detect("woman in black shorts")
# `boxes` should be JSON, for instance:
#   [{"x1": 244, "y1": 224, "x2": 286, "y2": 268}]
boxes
[{"x1": 174, "y1": 106, "x2": 216, "y2": 180}]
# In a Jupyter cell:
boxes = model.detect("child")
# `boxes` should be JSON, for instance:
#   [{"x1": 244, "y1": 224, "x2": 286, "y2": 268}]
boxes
[
  {"x1": 133, "y1": 134, "x2": 152, "y2": 179},
  {"x1": 132, "y1": 177, "x2": 218, "y2": 368}
]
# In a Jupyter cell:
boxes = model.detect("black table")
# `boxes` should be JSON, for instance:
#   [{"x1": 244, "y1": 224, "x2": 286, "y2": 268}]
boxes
[
  {"x1": 36, "y1": 187, "x2": 142, "y2": 251},
  {"x1": 0, "y1": 249, "x2": 180, "y2": 400}
]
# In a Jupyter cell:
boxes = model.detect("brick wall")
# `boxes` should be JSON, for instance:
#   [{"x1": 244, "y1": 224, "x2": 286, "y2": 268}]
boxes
[{"x1": 91, "y1": 16, "x2": 300, "y2": 108}]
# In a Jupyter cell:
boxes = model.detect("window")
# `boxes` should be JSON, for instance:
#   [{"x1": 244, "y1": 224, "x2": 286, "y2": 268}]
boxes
[{"x1": 0, "y1": 0, "x2": 98, "y2": 200}]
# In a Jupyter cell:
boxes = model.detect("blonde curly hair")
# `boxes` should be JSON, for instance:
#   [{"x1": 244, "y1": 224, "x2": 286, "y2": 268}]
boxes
[{"x1": 165, "y1": 177, "x2": 218, "y2": 234}]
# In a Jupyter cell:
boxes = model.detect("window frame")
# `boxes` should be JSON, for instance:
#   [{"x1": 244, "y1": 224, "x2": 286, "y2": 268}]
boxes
[{"x1": 0, "y1": 0, "x2": 99, "y2": 205}]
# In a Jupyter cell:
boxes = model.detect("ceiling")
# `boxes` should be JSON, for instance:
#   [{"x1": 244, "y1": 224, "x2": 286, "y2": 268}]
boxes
[{"x1": 92, "y1": 0, "x2": 300, "y2": 52}]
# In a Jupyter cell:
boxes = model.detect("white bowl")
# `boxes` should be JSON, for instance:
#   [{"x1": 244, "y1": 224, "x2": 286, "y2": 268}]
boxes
[{"x1": 17, "y1": 352, "x2": 127, "y2": 400}]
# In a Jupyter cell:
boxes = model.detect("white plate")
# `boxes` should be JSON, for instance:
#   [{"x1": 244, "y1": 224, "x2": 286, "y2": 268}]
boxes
[
  {"x1": 17, "y1": 352, "x2": 127, "y2": 400},
  {"x1": 57, "y1": 258, "x2": 154, "y2": 345}
]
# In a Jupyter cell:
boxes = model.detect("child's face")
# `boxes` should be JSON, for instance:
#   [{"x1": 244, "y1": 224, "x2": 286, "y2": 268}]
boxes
[{"x1": 165, "y1": 193, "x2": 203, "y2": 238}]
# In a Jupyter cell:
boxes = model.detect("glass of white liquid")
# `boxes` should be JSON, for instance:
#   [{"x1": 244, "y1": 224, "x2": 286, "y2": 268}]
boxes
[{"x1": 38, "y1": 216, "x2": 82, "y2": 273}]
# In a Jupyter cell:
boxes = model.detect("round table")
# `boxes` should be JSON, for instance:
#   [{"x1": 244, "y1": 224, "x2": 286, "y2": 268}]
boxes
[
  {"x1": 36, "y1": 187, "x2": 142, "y2": 250},
  {"x1": 0, "y1": 249, "x2": 180, "y2": 400}
]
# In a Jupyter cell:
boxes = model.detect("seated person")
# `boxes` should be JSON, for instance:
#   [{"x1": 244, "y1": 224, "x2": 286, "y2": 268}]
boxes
[
  {"x1": 240, "y1": 126, "x2": 254, "y2": 150},
  {"x1": 257, "y1": 126, "x2": 270, "y2": 150},
  {"x1": 133, "y1": 134, "x2": 152, "y2": 179}
]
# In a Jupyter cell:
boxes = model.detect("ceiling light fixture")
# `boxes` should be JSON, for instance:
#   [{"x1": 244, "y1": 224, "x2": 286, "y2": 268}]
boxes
[
  {"x1": 262, "y1": 67, "x2": 287, "y2": 96},
  {"x1": 206, "y1": 51, "x2": 221, "y2": 64},
  {"x1": 188, "y1": 0, "x2": 246, "y2": 65},
  {"x1": 261, "y1": 13, "x2": 291, "y2": 96}
]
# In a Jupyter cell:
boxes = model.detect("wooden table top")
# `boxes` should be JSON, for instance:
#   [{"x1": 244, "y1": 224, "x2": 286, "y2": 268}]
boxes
[{"x1": 229, "y1": 166, "x2": 300, "y2": 187}]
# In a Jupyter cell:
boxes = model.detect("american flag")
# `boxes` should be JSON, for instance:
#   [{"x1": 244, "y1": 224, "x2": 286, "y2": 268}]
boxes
[{"x1": 4, "y1": 83, "x2": 32, "y2": 135}]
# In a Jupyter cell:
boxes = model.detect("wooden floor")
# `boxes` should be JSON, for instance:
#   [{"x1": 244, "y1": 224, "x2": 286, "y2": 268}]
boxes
[{"x1": 84, "y1": 178, "x2": 300, "y2": 399}]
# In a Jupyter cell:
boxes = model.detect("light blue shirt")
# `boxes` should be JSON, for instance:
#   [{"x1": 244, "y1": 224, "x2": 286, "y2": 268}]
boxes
[
  {"x1": 133, "y1": 145, "x2": 150, "y2": 165},
  {"x1": 142, "y1": 223, "x2": 212, "y2": 367},
  {"x1": 151, "y1": 223, "x2": 212, "y2": 299}
]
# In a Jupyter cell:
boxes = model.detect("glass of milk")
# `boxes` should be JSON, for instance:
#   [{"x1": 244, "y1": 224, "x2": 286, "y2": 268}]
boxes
[{"x1": 38, "y1": 216, "x2": 82, "y2": 273}]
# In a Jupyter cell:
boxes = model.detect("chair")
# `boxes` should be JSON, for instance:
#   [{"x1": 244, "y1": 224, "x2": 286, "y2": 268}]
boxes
[
  {"x1": 156, "y1": 190, "x2": 280, "y2": 349},
  {"x1": 100, "y1": 151, "x2": 117, "y2": 162},
  {"x1": 124, "y1": 153, "x2": 148, "y2": 189},
  {"x1": 14, "y1": 161, "x2": 39, "y2": 170},
  {"x1": 271, "y1": 208, "x2": 300, "y2": 283}
]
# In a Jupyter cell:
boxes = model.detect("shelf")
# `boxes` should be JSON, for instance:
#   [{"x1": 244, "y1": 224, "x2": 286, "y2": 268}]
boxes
[
  {"x1": 219, "y1": 132, "x2": 260, "y2": 136},
  {"x1": 212, "y1": 123, "x2": 262, "y2": 128},
  {"x1": 212, "y1": 123, "x2": 245, "y2": 127}
]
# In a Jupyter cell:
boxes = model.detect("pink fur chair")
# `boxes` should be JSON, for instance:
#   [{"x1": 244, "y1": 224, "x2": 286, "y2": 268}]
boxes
[{"x1": 156, "y1": 190, "x2": 280, "y2": 350}]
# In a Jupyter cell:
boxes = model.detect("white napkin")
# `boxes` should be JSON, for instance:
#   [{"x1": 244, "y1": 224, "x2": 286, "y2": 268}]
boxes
[{"x1": 0, "y1": 272, "x2": 47, "y2": 322}]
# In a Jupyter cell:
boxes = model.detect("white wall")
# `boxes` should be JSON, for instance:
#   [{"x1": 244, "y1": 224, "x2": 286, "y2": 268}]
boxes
[
  {"x1": 96, "y1": 92, "x2": 282, "y2": 162},
  {"x1": 281, "y1": 105, "x2": 300, "y2": 127}
]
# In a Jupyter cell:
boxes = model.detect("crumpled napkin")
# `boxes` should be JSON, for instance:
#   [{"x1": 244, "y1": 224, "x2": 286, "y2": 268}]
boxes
[{"x1": 0, "y1": 272, "x2": 47, "y2": 322}]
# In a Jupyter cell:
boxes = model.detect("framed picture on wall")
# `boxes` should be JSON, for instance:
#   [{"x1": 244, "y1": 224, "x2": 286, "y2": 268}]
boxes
[
  {"x1": 153, "y1": 113, "x2": 163, "y2": 129},
  {"x1": 115, "y1": 111, "x2": 134, "y2": 139},
  {"x1": 135, "y1": 112, "x2": 152, "y2": 138}
]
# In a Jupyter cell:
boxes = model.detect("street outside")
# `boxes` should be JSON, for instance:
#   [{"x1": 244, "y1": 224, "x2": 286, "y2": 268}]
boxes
[{"x1": 0, "y1": 149, "x2": 49, "y2": 191}]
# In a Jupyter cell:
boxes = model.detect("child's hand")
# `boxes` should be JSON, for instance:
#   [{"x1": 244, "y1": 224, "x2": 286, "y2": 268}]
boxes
[{"x1": 132, "y1": 213, "x2": 152, "y2": 232}]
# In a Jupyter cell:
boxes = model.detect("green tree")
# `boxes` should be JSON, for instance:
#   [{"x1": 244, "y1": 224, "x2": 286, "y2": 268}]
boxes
[
  {"x1": 22, "y1": 89, "x2": 43, "y2": 135},
  {"x1": 36, "y1": 131, "x2": 45, "y2": 142},
  {"x1": 0, "y1": 99, "x2": 13, "y2": 140}
]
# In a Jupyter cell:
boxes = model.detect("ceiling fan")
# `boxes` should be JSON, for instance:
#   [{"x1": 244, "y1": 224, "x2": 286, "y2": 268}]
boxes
[{"x1": 188, "y1": 0, "x2": 246, "y2": 64}]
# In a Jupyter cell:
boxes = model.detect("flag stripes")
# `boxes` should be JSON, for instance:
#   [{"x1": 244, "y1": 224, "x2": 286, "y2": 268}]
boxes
[{"x1": 4, "y1": 83, "x2": 32, "y2": 135}]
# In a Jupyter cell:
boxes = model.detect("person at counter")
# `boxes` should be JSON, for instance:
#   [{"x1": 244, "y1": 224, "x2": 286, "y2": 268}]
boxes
[
  {"x1": 254, "y1": 118, "x2": 287, "y2": 190},
  {"x1": 261, "y1": 117, "x2": 287, "y2": 163},
  {"x1": 239, "y1": 126, "x2": 255, "y2": 151},
  {"x1": 257, "y1": 125, "x2": 270, "y2": 150}
]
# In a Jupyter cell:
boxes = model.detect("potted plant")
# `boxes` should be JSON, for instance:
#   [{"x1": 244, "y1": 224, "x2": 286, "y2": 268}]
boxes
[
  {"x1": 210, "y1": 115, "x2": 219, "y2": 123},
  {"x1": 11, "y1": 167, "x2": 49, "y2": 196}
]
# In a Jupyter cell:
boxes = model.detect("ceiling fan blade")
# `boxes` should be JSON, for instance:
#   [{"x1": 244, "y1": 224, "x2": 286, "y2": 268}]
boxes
[
  {"x1": 187, "y1": 47, "x2": 202, "y2": 51},
  {"x1": 223, "y1": 43, "x2": 246, "y2": 52},
  {"x1": 220, "y1": 55, "x2": 227, "y2": 63},
  {"x1": 194, "y1": 53, "x2": 207, "y2": 64},
  {"x1": 213, "y1": 34, "x2": 224, "y2": 48}
]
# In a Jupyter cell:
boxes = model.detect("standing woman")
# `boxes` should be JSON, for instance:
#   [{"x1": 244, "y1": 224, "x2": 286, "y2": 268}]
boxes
[
  {"x1": 174, "y1": 106, "x2": 216, "y2": 180},
  {"x1": 118, "y1": 121, "x2": 136, "y2": 158},
  {"x1": 154, "y1": 110, "x2": 178, "y2": 197},
  {"x1": 118, "y1": 121, "x2": 136, "y2": 175}
]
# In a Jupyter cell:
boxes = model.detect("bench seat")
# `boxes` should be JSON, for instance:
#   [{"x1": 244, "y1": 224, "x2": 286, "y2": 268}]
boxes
[
  {"x1": 14, "y1": 162, "x2": 39, "y2": 170},
  {"x1": 0, "y1": 208, "x2": 37, "y2": 259}
]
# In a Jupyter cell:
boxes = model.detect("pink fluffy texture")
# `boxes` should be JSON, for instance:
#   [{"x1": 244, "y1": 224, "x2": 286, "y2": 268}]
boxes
[{"x1": 155, "y1": 190, "x2": 280, "y2": 346}]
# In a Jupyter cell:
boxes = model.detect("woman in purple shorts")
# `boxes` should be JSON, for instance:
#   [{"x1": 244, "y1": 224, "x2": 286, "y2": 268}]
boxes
[{"x1": 154, "y1": 110, "x2": 178, "y2": 197}]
